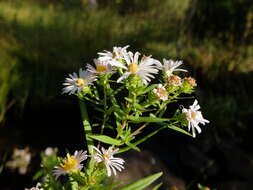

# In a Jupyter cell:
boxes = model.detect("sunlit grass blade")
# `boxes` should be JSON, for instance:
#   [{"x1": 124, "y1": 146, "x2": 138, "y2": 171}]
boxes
[{"x1": 117, "y1": 172, "x2": 163, "y2": 190}]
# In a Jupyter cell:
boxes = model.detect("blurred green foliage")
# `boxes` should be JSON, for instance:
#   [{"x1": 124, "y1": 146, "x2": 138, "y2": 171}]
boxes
[{"x1": 0, "y1": 0, "x2": 252, "y2": 131}]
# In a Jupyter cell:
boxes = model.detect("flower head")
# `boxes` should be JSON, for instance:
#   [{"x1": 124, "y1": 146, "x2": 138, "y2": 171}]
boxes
[
  {"x1": 160, "y1": 59, "x2": 187, "y2": 77},
  {"x1": 53, "y1": 150, "x2": 88, "y2": 179},
  {"x1": 98, "y1": 45, "x2": 129, "y2": 69},
  {"x1": 62, "y1": 68, "x2": 96, "y2": 95},
  {"x1": 167, "y1": 75, "x2": 182, "y2": 86},
  {"x1": 44, "y1": 147, "x2": 57, "y2": 156},
  {"x1": 93, "y1": 146, "x2": 125, "y2": 177},
  {"x1": 184, "y1": 77, "x2": 197, "y2": 87},
  {"x1": 87, "y1": 59, "x2": 114, "y2": 74},
  {"x1": 6, "y1": 147, "x2": 31, "y2": 174},
  {"x1": 153, "y1": 84, "x2": 168, "y2": 101},
  {"x1": 117, "y1": 52, "x2": 159, "y2": 85},
  {"x1": 182, "y1": 100, "x2": 209, "y2": 138}
]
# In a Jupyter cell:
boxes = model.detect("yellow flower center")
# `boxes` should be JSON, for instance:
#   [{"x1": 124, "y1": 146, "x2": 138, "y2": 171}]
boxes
[
  {"x1": 96, "y1": 65, "x2": 107, "y2": 73},
  {"x1": 103, "y1": 152, "x2": 110, "y2": 160},
  {"x1": 75, "y1": 78, "x2": 86, "y2": 87},
  {"x1": 60, "y1": 155, "x2": 78, "y2": 171},
  {"x1": 129, "y1": 63, "x2": 138, "y2": 73},
  {"x1": 190, "y1": 111, "x2": 197, "y2": 120}
]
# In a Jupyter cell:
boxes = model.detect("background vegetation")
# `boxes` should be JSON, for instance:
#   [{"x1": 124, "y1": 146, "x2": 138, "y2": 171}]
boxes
[{"x1": 0, "y1": 0, "x2": 253, "y2": 189}]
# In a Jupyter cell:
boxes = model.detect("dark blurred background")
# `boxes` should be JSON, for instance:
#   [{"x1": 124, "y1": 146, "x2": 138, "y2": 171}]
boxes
[{"x1": 0, "y1": 0, "x2": 253, "y2": 189}]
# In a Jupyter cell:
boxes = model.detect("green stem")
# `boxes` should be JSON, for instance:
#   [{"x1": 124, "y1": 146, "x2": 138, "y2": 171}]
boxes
[
  {"x1": 100, "y1": 82, "x2": 107, "y2": 135},
  {"x1": 79, "y1": 99, "x2": 94, "y2": 155}
]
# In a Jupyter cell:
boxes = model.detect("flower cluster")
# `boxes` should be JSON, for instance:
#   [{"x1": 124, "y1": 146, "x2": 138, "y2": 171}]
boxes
[
  {"x1": 62, "y1": 45, "x2": 209, "y2": 138},
  {"x1": 52, "y1": 147, "x2": 124, "y2": 179},
  {"x1": 6, "y1": 147, "x2": 31, "y2": 174},
  {"x1": 62, "y1": 45, "x2": 164, "y2": 95},
  {"x1": 28, "y1": 45, "x2": 210, "y2": 190}
]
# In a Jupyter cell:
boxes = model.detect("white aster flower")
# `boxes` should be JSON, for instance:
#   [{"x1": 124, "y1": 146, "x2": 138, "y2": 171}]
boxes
[
  {"x1": 161, "y1": 59, "x2": 187, "y2": 77},
  {"x1": 93, "y1": 146, "x2": 125, "y2": 177},
  {"x1": 86, "y1": 59, "x2": 114, "y2": 74},
  {"x1": 98, "y1": 45, "x2": 129, "y2": 69},
  {"x1": 6, "y1": 147, "x2": 31, "y2": 175},
  {"x1": 53, "y1": 150, "x2": 88, "y2": 179},
  {"x1": 62, "y1": 68, "x2": 96, "y2": 95},
  {"x1": 117, "y1": 51, "x2": 159, "y2": 85},
  {"x1": 182, "y1": 100, "x2": 210, "y2": 138},
  {"x1": 153, "y1": 84, "x2": 168, "y2": 101},
  {"x1": 25, "y1": 183, "x2": 43, "y2": 190}
]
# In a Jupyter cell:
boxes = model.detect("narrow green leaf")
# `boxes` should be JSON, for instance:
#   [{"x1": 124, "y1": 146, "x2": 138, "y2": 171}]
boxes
[
  {"x1": 125, "y1": 141, "x2": 140, "y2": 152},
  {"x1": 79, "y1": 99, "x2": 94, "y2": 158},
  {"x1": 70, "y1": 180, "x2": 79, "y2": 190},
  {"x1": 117, "y1": 126, "x2": 166, "y2": 154},
  {"x1": 89, "y1": 134, "x2": 122, "y2": 146},
  {"x1": 167, "y1": 125, "x2": 192, "y2": 136},
  {"x1": 112, "y1": 85, "x2": 124, "y2": 96},
  {"x1": 117, "y1": 172, "x2": 163, "y2": 190},
  {"x1": 125, "y1": 97, "x2": 133, "y2": 103},
  {"x1": 152, "y1": 183, "x2": 163, "y2": 190},
  {"x1": 92, "y1": 182, "x2": 121, "y2": 190},
  {"x1": 129, "y1": 116, "x2": 170, "y2": 123},
  {"x1": 137, "y1": 84, "x2": 157, "y2": 95},
  {"x1": 32, "y1": 170, "x2": 44, "y2": 180},
  {"x1": 134, "y1": 103, "x2": 148, "y2": 111},
  {"x1": 94, "y1": 107, "x2": 105, "y2": 113}
]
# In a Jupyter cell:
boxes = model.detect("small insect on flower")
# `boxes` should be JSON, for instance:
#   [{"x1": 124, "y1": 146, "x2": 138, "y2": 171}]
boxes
[
  {"x1": 97, "y1": 45, "x2": 129, "y2": 69},
  {"x1": 87, "y1": 59, "x2": 114, "y2": 74},
  {"x1": 62, "y1": 68, "x2": 97, "y2": 95},
  {"x1": 182, "y1": 100, "x2": 209, "y2": 138},
  {"x1": 117, "y1": 51, "x2": 159, "y2": 85},
  {"x1": 160, "y1": 59, "x2": 187, "y2": 77},
  {"x1": 153, "y1": 84, "x2": 168, "y2": 101},
  {"x1": 93, "y1": 146, "x2": 125, "y2": 177},
  {"x1": 53, "y1": 150, "x2": 88, "y2": 179}
]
